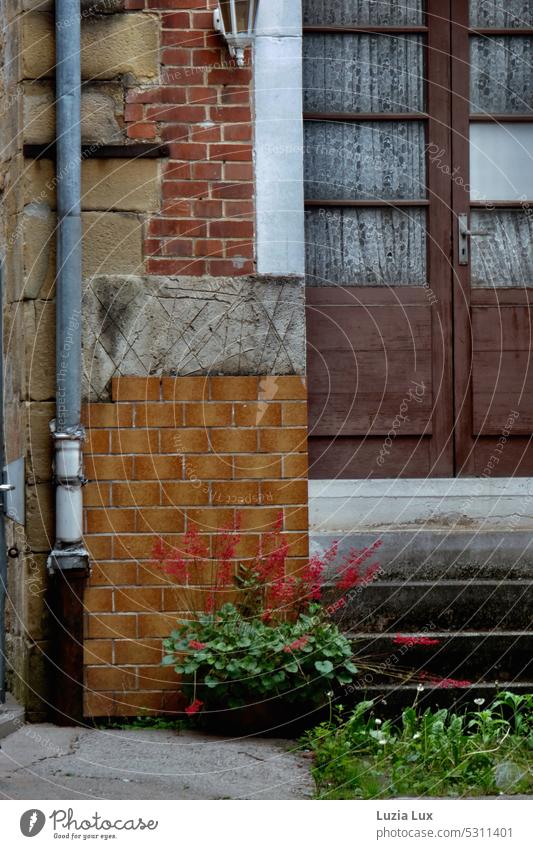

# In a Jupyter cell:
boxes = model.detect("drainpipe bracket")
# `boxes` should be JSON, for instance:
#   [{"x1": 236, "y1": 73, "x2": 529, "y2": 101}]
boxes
[
  {"x1": 47, "y1": 547, "x2": 91, "y2": 577},
  {"x1": 49, "y1": 420, "x2": 86, "y2": 441}
]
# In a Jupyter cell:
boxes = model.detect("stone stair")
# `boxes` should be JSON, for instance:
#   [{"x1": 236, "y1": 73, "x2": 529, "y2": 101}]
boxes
[{"x1": 313, "y1": 529, "x2": 533, "y2": 708}]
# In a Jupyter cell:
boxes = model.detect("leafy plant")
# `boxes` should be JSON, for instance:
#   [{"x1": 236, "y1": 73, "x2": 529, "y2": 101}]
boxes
[
  {"x1": 155, "y1": 513, "x2": 381, "y2": 718},
  {"x1": 103, "y1": 716, "x2": 184, "y2": 732},
  {"x1": 163, "y1": 603, "x2": 358, "y2": 711},
  {"x1": 302, "y1": 692, "x2": 533, "y2": 799}
]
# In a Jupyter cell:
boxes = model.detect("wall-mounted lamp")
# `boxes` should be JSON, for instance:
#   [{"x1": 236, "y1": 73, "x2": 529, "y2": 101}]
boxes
[{"x1": 213, "y1": 0, "x2": 260, "y2": 68}]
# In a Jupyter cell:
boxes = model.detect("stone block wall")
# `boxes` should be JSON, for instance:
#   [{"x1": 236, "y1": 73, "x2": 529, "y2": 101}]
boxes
[{"x1": 82, "y1": 376, "x2": 308, "y2": 717}]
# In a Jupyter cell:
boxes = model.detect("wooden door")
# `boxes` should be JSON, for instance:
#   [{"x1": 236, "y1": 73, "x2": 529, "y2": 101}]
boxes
[
  {"x1": 305, "y1": 0, "x2": 533, "y2": 479},
  {"x1": 304, "y1": 0, "x2": 454, "y2": 479},
  {"x1": 452, "y1": 0, "x2": 533, "y2": 475}
]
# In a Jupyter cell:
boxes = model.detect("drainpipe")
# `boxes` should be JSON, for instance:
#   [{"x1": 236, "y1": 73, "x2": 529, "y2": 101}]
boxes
[
  {"x1": 0, "y1": 263, "x2": 15, "y2": 705},
  {"x1": 47, "y1": 0, "x2": 90, "y2": 723}
]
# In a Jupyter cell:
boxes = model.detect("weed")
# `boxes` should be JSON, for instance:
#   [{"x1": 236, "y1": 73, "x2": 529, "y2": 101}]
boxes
[{"x1": 302, "y1": 692, "x2": 533, "y2": 799}]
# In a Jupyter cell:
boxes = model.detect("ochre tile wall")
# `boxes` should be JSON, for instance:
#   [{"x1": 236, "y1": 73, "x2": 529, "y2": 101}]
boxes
[{"x1": 82, "y1": 376, "x2": 309, "y2": 717}]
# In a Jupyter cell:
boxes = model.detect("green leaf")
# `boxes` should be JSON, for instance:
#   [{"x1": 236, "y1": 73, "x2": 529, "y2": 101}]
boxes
[
  {"x1": 161, "y1": 655, "x2": 176, "y2": 666},
  {"x1": 315, "y1": 660, "x2": 334, "y2": 675}
]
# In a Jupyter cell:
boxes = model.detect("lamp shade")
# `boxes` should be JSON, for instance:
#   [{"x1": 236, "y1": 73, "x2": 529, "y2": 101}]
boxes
[{"x1": 214, "y1": 0, "x2": 259, "y2": 66}]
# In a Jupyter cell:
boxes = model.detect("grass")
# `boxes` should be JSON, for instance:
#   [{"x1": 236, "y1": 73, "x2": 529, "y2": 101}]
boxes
[{"x1": 301, "y1": 691, "x2": 533, "y2": 799}]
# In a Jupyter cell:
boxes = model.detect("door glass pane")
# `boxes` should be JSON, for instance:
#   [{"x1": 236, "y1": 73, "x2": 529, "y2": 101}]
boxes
[
  {"x1": 470, "y1": 0, "x2": 533, "y2": 28},
  {"x1": 303, "y1": 0, "x2": 424, "y2": 26},
  {"x1": 470, "y1": 123, "x2": 533, "y2": 200},
  {"x1": 470, "y1": 37, "x2": 533, "y2": 114},
  {"x1": 305, "y1": 207, "x2": 427, "y2": 285},
  {"x1": 304, "y1": 121, "x2": 426, "y2": 200},
  {"x1": 471, "y1": 209, "x2": 533, "y2": 286},
  {"x1": 303, "y1": 34, "x2": 425, "y2": 114}
]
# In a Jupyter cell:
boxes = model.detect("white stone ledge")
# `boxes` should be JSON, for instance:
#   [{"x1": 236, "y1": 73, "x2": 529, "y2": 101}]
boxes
[{"x1": 309, "y1": 478, "x2": 533, "y2": 531}]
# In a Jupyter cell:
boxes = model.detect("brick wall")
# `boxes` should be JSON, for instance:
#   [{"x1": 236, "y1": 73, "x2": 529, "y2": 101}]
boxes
[
  {"x1": 124, "y1": 0, "x2": 255, "y2": 277},
  {"x1": 82, "y1": 376, "x2": 308, "y2": 717}
]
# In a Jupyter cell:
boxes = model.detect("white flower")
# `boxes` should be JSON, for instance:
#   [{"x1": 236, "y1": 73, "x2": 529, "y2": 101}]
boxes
[
  {"x1": 379, "y1": 739, "x2": 387, "y2": 746},
  {"x1": 375, "y1": 718, "x2": 382, "y2": 725},
  {"x1": 417, "y1": 684, "x2": 425, "y2": 692},
  {"x1": 413, "y1": 732, "x2": 421, "y2": 740},
  {"x1": 474, "y1": 698, "x2": 485, "y2": 706}
]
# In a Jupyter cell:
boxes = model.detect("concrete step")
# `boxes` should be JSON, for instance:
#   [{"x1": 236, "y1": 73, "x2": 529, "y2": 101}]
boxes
[
  {"x1": 349, "y1": 632, "x2": 533, "y2": 683},
  {"x1": 312, "y1": 528, "x2": 533, "y2": 701},
  {"x1": 0, "y1": 694, "x2": 25, "y2": 740},
  {"x1": 312, "y1": 530, "x2": 533, "y2": 581},
  {"x1": 330, "y1": 581, "x2": 533, "y2": 631}
]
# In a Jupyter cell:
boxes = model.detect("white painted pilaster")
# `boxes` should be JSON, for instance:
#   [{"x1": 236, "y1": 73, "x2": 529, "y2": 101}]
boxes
[{"x1": 254, "y1": 0, "x2": 305, "y2": 275}]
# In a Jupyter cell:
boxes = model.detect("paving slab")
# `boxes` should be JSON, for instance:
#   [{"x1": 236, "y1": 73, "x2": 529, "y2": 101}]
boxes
[
  {"x1": 0, "y1": 724, "x2": 313, "y2": 800},
  {"x1": 0, "y1": 695, "x2": 25, "y2": 741}
]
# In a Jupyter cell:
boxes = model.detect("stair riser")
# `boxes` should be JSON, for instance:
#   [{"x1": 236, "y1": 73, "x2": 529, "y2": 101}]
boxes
[
  {"x1": 327, "y1": 583, "x2": 533, "y2": 631},
  {"x1": 312, "y1": 531, "x2": 533, "y2": 581},
  {"x1": 350, "y1": 635, "x2": 533, "y2": 682}
]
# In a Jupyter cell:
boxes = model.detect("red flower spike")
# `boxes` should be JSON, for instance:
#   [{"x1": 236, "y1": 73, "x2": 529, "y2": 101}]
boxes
[
  {"x1": 152, "y1": 538, "x2": 167, "y2": 561},
  {"x1": 283, "y1": 635, "x2": 310, "y2": 653},
  {"x1": 419, "y1": 672, "x2": 471, "y2": 689},
  {"x1": 393, "y1": 636, "x2": 441, "y2": 647}
]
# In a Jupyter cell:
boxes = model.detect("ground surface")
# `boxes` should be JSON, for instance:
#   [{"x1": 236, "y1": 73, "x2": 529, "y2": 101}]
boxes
[{"x1": 0, "y1": 724, "x2": 313, "y2": 800}]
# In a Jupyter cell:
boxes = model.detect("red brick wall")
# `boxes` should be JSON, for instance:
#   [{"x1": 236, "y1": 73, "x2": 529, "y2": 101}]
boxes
[
  {"x1": 82, "y1": 376, "x2": 308, "y2": 717},
  {"x1": 124, "y1": 1, "x2": 255, "y2": 277}
]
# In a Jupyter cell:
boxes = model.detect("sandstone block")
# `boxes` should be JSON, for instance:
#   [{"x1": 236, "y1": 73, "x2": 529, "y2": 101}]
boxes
[
  {"x1": 24, "y1": 158, "x2": 161, "y2": 213},
  {"x1": 22, "y1": 13, "x2": 160, "y2": 81},
  {"x1": 82, "y1": 211, "x2": 144, "y2": 277},
  {"x1": 83, "y1": 275, "x2": 306, "y2": 400},
  {"x1": 25, "y1": 482, "x2": 54, "y2": 551},
  {"x1": 23, "y1": 81, "x2": 123, "y2": 145},
  {"x1": 26, "y1": 401, "x2": 55, "y2": 483},
  {"x1": 24, "y1": 300, "x2": 55, "y2": 400},
  {"x1": 22, "y1": 202, "x2": 55, "y2": 299}
]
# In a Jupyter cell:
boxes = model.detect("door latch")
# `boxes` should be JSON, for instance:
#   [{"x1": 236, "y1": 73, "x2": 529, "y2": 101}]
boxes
[{"x1": 458, "y1": 214, "x2": 492, "y2": 266}]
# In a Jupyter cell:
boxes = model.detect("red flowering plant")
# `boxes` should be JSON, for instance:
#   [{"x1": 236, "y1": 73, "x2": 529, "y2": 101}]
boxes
[{"x1": 156, "y1": 513, "x2": 382, "y2": 720}]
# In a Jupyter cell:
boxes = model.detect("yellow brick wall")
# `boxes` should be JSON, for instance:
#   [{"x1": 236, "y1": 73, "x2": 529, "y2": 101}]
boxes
[{"x1": 82, "y1": 376, "x2": 309, "y2": 717}]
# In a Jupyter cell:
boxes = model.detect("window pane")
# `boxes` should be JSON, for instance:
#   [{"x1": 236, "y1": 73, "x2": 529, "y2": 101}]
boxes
[
  {"x1": 303, "y1": 34, "x2": 425, "y2": 114},
  {"x1": 470, "y1": 123, "x2": 533, "y2": 200},
  {"x1": 470, "y1": 37, "x2": 533, "y2": 114},
  {"x1": 471, "y1": 209, "x2": 533, "y2": 286},
  {"x1": 303, "y1": 0, "x2": 424, "y2": 26},
  {"x1": 470, "y1": 0, "x2": 533, "y2": 27},
  {"x1": 304, "y1": 121, "x2": 426, "y2": 200},
  {"x1": 305, "y1": 207, "x2": 427, "y2": 285}
]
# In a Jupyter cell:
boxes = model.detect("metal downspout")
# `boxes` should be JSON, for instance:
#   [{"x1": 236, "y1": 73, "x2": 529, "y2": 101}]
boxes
[
  {"x1": 48, "y1": 0, "x2": 90, "y2": 723},
  {"x1": 0, "y1": 263, "x2": 13, "y2": 704}
]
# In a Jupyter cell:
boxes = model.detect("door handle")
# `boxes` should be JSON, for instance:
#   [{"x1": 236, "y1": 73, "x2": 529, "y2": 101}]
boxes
[
  {"x1": 0, "y1": 484, "x2": 15, "y2": 492},
  {"x1": 458, "y1": 214, "x2": 493, "y2": 266}
]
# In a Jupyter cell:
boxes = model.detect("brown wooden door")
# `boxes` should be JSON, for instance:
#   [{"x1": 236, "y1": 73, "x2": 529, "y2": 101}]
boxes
[
  {"x1": 305, "y1": 0, "x2": 533, "y2": 478},
  {"x1": 452, "y1": 0, "x2": 533, "y2": 475},
  {"x1": 304, "y1": 0, "x2": 454, "y2": 478}
]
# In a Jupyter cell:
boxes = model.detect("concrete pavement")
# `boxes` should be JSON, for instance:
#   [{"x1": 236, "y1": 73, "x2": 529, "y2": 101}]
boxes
[{"x1": 0, "y1": 723, "x2": 313, "y2": 800}]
